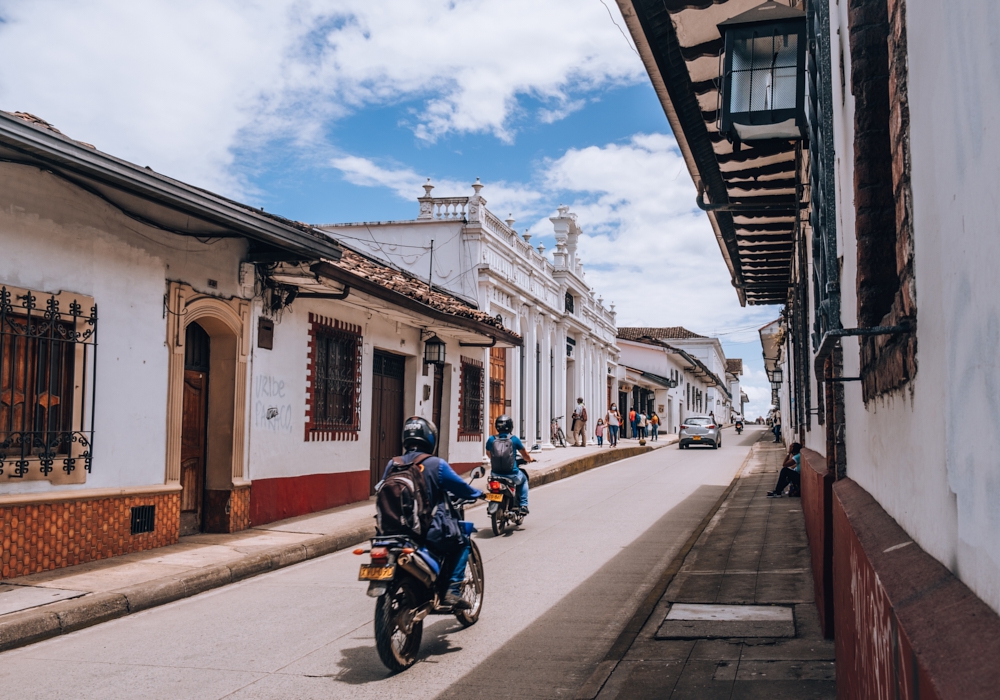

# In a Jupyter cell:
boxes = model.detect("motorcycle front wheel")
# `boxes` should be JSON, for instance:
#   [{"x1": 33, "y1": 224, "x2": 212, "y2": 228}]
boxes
[
  {"x1": 374, "y1": 579, "x2": 423, "y2": 673},
  {"x1": 455, "y1": 541, "x2": 485, "y2": 627}
]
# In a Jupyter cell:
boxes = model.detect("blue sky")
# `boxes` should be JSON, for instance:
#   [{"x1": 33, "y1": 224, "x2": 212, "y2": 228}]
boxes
[{"x1": 0, "y1": 0, "x2": 780, "y2": 417}]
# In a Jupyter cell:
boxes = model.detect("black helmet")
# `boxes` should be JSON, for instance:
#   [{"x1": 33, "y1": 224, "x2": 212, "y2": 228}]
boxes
[
  {"x1": 494, "y1": 414, "x2": 513, "y2": 434},
  {"x1": 402, "y1": 416, "x2": 438, "y2": 454}
]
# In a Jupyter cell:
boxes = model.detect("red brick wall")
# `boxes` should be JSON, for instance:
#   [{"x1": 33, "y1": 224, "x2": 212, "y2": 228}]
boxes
[
  {"x1": 832, "y1": 479, "x2": 1000, "y2": 700},
  {"x1": 0, "y1": 491, "x2": 180, "y2": 580},
  {"x1": 800, "y1": 448, "x2": 835, "y2": 638}
]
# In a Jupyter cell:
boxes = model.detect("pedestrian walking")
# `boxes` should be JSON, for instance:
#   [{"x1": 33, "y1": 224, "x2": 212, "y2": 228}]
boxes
[
  {"x1": 637, "y1": 411, "x2": 648, "y2": 439},
  {"x1": 595, "y1": 419, "x2": 605, "y2": 447},
  {"x1": 772, "y1": 409, "x2": 782, "y2": 443},
  {"x1": 629, "y1": 407, "x2": 637, "y2": 439},
  {"x1": 605, "y1": 404, "x2": 621, "y2": 447},
  {"x1": 571, "y1": 397, "x2": 588, "y2": 447},
  {"x1": 650, "y1": 412, "x2": 660, "y2": 441}
]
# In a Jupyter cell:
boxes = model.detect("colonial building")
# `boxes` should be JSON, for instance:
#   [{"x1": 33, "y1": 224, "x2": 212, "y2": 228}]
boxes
[
  {"x1": 0, "y1": 110, "x2": 513, "y2": 578},
  {"x1": 622, "y1": 0, "x2": 1000, "y2": 694},
  {"x1": 616, "y1": 327, "x2": 734, "y2": 435},
  {"x1": 318, "y1": 182, "x2": 619, "y2": 448}
]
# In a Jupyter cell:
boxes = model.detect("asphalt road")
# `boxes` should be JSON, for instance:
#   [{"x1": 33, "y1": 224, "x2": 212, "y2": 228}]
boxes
[{"x1": 0, "y1": 426, "x2": 766, "y2": 700}]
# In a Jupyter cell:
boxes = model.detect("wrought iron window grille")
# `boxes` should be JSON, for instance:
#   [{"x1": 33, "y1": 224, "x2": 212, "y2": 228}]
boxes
[
  {"x1": 0, "y1": 285, "x2": 97, "y2": 480},
  {"x1": 130, "y1": 504, "x2": 156, "y2": 535},
  {"x1": 460, "y1": 358, "x2": 484, "y2": 435},
  {"x1": 313, "y1": 326, "x2": 362, "y2": 431}
]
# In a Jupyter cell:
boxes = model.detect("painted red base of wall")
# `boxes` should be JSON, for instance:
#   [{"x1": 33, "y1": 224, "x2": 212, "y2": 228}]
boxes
[
  {"x1": 832, "y1": 478, "x2": 1000, "y2": 700},
  {"x1": 250, "y1": 471, "x2": 370, "y2": 527},
  {"x1": 449, "y1": 462, "x2": 480, "y2": 475},
  {"x1": 800, "y1": 448, "x2": 835, "y2": 638}
]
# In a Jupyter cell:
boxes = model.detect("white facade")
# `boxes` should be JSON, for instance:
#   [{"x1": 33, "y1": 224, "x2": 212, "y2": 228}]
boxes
[
  {"x1": 319, "y1": 182, "x2": 619, "y2": 448},
  {"x1": 818, "y1": 0, "x2": 1000, "y2": 613}
]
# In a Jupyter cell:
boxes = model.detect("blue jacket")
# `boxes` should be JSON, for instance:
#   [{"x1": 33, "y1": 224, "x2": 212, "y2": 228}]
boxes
[{"x1": 383, "y1": 450, "x2": 482, "y2": 505}]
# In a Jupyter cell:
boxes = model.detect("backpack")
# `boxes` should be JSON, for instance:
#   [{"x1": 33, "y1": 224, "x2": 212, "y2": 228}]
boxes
[
  {"x1": 489, "y1": 436, "x2": 516, "y2": 474},
  {"x1": 375, "y1": 453, "x2": 433, "y2": 537}
]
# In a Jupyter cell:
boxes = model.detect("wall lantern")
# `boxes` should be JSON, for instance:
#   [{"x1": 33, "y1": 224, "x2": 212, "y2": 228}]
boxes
[
  {"x1": 718, "y1": 1, "x2": 807, "y2": 147},
  {"x1": 771, "y1": 367, "x2": 783, "y2": 384},
  {"x1": 423, "y1": 335, "x2": 446, "y2": 366}
]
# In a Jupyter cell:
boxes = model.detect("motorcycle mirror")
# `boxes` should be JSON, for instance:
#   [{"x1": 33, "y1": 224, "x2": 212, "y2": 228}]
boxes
[{"x1": 469, "y1": 466, "x2": 485, "y2": 480}]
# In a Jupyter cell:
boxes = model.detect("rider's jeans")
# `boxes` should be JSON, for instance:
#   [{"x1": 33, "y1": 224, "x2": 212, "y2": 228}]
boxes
[
  {"x1": 449, "y1": 541, "x2": 471, "y2": 589},
  {"x1": 493, "y1": 469, "x2": 529, "y2": 509}
]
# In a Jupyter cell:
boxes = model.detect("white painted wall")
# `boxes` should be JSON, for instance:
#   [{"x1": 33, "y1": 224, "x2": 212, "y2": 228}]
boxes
[
  {"x1": 248, "y1": 298, "x2": 485, "y2": 480},
  {"x1": 0, "y1": 163, "x2": 246, "y2": 494},
  {"x1": 827, "y1": 0, "x2": 1000, "y2": 613}
]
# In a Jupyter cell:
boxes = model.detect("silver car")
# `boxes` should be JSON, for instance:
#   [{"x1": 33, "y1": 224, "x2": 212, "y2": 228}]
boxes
[{"x1": 679, "y1": 416, "x2": 722, "y2": 449}]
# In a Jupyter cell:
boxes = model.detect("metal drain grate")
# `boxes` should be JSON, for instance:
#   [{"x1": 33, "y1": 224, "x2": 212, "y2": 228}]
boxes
[{"x1": 130, "y1": 505, "x2": 156, "y2": 535}]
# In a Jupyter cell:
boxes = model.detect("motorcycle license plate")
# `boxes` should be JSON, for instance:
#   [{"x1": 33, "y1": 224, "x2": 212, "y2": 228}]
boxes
[
  {"x1": 359, "y1": 564, "x2": 395, "y2": 581},
  {"x1": 693, "y1": 436, "x2": 702, "y2": 441},
  {"x1": 485, "y1": 493, "x2": 504, "y2": 502}
]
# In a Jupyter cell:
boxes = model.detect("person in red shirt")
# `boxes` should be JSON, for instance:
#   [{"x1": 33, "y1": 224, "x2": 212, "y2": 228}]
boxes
[{"x1": 629, "y1": 408, "x2": 637, "y2": 438}]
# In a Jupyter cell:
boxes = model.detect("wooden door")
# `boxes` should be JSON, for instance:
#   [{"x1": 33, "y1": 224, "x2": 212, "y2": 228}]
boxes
[
  {"x1": 432, "y1": 363, "x2": 444, "y2": 430},
  {"x1": 369, "y1": 351, "x2": 405, "y2": 494},
  {"x1": 489, "y1": 347, "x2": 506, "y2": 434},
  {"x1": 180, "y1": 322, "x2": 210, "y2": 536}
]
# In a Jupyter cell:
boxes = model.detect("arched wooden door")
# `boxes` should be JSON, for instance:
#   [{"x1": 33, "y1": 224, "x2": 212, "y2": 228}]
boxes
[{"x1": 180, "y1": 322, "x2": 210, "y2": 536}]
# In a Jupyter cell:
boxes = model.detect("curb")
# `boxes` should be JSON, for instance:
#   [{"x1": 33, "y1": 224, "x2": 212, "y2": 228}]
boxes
[{"x1": 0, "y1": 444, "x2": 669, "y2": 653}]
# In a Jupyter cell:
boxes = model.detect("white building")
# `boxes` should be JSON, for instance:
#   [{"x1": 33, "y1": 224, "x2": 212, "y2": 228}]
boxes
[
  {"x1": 0, "y1": 110, "x2": 513, "y2": 579},
  {"x1": 616, "y1": 328, "x2": 734, "y2": 435},
  {"x1": 319, "y1": 182, "x2": 619, "y2": 448}
]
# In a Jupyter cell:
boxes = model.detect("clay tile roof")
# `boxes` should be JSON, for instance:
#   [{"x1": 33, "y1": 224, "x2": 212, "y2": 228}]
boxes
[
  {"x1": 726, "y1": 359, "x2": 743, "y2": 375},
  {"x1": 330, "y1": 249, "x2": 516, "y2": 336},
  {"x1": 12, "y1": 111, "x2": 96, "y2": 149},
  {"x1": 617, "y1": 326, "x2": 706, "y2": 341}
]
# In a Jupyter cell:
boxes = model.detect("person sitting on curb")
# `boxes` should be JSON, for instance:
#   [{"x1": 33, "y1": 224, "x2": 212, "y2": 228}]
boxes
[{"x1": 767, "y1": 442, "x2": 802, "y2": 498}]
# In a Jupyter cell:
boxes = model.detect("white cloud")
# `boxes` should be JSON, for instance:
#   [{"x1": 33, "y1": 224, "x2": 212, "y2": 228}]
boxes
[
  {"x1": 331, "y1": 133, "x2": 780, "y2": 336},
  {"x1": 0, "y1": 0, "x2": 644, "y2": 195}
]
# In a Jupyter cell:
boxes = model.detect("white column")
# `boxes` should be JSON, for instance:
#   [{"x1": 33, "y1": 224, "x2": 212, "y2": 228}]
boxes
[{"x1": 540, "y1": 316, "x2": 554, "y2": 448}]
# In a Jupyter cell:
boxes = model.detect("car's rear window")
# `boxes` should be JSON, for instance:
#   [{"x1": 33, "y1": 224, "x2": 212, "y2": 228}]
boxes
[{"x1": 686, "y1": 417, "x2": 712, "y2": 426}]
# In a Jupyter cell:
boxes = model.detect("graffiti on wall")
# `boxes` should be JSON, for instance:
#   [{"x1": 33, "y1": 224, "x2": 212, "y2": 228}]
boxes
[{"x1": 254, "y1": 374, "x2": 293, "y2": 433}]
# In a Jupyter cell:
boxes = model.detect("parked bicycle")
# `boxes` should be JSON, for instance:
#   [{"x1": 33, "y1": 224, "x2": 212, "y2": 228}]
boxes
[{"x1": 550, "y1": 416, "x2": 567, "y2": 447}]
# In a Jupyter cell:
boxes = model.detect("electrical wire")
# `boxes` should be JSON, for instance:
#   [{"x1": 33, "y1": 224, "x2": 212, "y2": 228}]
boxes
[{"x1": 599, "y1": 0, "x2": 641, "y2": 57}]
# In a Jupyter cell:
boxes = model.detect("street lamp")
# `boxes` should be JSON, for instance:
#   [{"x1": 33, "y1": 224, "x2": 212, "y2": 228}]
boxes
[
  {"x1": 423, "y1": 335, "x2": 446, "y2": 366},
  {"x1": 771, "y1": 367, "x2": 783, "y2": 384},
  {"x1": 718, "y1": 1, "x2": 807, "y2": 148}
]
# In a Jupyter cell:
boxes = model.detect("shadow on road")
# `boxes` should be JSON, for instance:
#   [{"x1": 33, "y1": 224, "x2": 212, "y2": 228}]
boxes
[{"x1": 330, "y1": 618, "x2": 466, "y2": 683}]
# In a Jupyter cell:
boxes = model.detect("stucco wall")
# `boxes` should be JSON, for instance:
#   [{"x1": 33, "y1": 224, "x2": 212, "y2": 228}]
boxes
[
  {"x1": 247, "y1": 297, "x2": 485, "y2": 482},
  {"x1": 829, "y1": 0, "x2": 1000, "y2": 613},
  {"x1": 0, "y1": 163, "x2": 245, "y2": 495}
]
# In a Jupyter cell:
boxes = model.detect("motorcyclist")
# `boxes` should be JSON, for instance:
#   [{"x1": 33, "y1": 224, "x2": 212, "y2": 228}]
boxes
[
  {"x1": 485, "y1": 414, "x2": 534, "y2": 515},
  {"x1": 385, "y1": 416, "x2": 482, "y2": 608}
]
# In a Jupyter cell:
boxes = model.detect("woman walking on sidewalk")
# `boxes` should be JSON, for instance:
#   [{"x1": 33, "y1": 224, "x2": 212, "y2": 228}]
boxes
[
  {"x1": 650, "y1": 412, "x2": 660, "y2": 441},
  {"x1": 605, "y1": 404, "x2": 621, "y2": 447}
]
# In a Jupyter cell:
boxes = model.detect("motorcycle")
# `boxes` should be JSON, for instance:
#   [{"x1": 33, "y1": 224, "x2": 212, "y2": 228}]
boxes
[
  {"x1": 357, "y1": 467, "x2": 485, "y2": 673},
  {"x1": 735, "y1": 420, "x2": 744, "y2": 435},
  {"x1": 486, "y1": 455, "x2": 528, "y2": 536},
  {"x1": 550, "y1": 415, "x2": 567, "y2": 447}
]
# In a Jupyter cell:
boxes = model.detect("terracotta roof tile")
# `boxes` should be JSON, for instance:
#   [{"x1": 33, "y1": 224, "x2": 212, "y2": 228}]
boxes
[
  {"x1": 726, "y1": 359, "x2": 743, "y2": 375},
  {"x1": 617, "y1": 326, "x2": 706, "y2": 341},
  {"x1": 11, "y1": 112, "x2": 96, "y2": 149},
  {"x1": 330, "y1": 249, "x2": 516, "y2": 336}
]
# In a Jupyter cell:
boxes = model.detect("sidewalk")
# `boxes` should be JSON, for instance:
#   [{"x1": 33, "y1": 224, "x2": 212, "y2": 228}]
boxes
[
  {"x1": 0, "y1": 436, "x2": 674, "y2": 652},
  {"x1": 578, "y1": 434, "x2": 836, "y2": 699}
]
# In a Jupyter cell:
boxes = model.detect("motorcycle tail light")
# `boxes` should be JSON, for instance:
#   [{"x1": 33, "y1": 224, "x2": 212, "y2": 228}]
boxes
[
  {"x1": 488, "y1": 481, "x2": 502, "y2": 491},
  {"x1": 370, "y1": 547, "x2": 389, "y2": 562}
]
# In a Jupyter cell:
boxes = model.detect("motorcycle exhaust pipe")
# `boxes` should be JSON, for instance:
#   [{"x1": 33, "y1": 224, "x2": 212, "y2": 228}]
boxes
[{"x1": 397, "y1": 552, "x2": 437, "y2": 587}]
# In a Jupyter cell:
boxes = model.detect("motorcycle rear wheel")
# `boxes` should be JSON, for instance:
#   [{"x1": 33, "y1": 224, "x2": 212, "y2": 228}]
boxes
[
  {"x1": 491, "y1": 506, "x2": 507, "y2": 536},
  {"x1": 374, "y1": 579, "x2": 423, "y2": 673},
  {"x1": 455, "y1": 541, "x2": 485, "y2": 627}
]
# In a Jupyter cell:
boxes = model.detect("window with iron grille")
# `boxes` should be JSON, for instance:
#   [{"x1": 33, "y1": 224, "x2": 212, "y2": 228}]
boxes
[
  {"x1": 130, "y1": 505, "x2": 156, "y2": 535},
  {"x1": 0, "y1": 285, "x2": 97, "y2": 481},
  {"x1": 306, "y1": 314, "x2": 362, "y2": 440},
  {"x1": 459, "y1": 356, "x2": 484, "y2": 438},
  {"x1": 564, "y1": 292, "x2": 575, "y2": 314}
]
